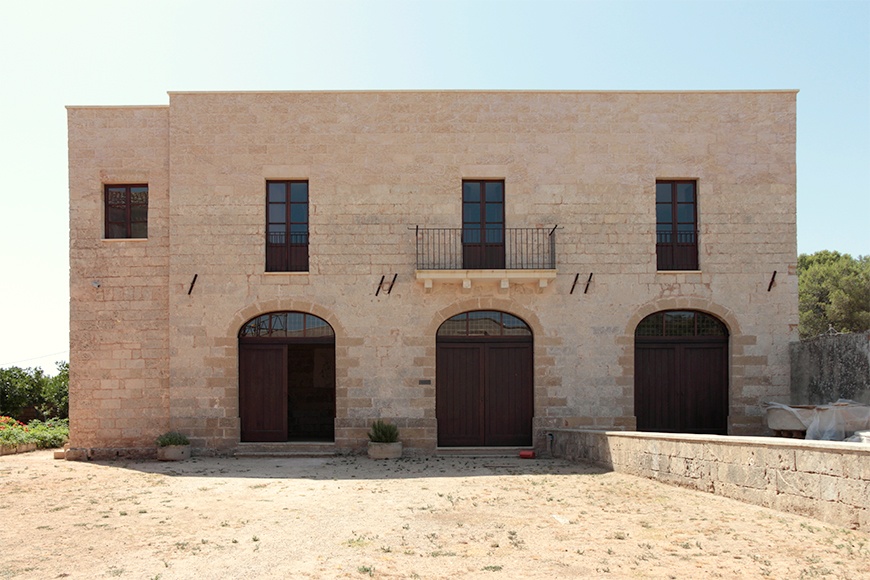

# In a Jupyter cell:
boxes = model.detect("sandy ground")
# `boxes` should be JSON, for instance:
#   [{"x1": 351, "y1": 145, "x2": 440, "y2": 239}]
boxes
[{"x1": 1, "y1": 450, "x2": 867, "y2": 579}]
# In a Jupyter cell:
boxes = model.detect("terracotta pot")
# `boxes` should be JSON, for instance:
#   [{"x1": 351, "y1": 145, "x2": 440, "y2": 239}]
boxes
[
  {"x1": 157, "y1": 444, "x2": 191, "y2": 461},
  {"x1": 367, "y1": 441, "x2": 402, "y2": 460}
]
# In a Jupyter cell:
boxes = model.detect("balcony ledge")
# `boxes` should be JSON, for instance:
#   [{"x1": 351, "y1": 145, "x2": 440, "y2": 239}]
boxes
[{"x1": 415, "y1": 268, "x2": 557, "y2": 293}]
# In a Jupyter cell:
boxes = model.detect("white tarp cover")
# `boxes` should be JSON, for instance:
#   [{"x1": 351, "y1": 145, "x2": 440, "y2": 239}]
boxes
[{"x1": 765, "y1": 400, "x2": 870, "y2": 442}]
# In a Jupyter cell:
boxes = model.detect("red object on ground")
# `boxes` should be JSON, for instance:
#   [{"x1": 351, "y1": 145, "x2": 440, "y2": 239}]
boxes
[{"x1": 519, "y1": 450, "x2": 535, "y2": 459}]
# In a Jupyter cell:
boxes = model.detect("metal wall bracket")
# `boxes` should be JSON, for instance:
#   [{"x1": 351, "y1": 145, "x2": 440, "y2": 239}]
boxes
[{"x1": 376, "y1": 273, "x2": 398, "y2": 296}]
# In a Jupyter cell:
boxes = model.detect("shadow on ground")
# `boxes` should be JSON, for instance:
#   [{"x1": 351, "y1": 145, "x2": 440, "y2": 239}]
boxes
[{"x1": 87, "y1": 454, "x2": 612, "y2": 481}]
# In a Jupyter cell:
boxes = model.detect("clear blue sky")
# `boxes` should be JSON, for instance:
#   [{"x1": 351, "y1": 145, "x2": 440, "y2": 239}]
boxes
[{"x1": 0, "y1": 0, "x2": 868, "y2": 373}]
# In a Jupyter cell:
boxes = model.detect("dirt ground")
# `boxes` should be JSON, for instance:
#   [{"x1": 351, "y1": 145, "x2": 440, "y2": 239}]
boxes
[{"x1": 1, "y1": 450, "x2": 867, "y2": 579}]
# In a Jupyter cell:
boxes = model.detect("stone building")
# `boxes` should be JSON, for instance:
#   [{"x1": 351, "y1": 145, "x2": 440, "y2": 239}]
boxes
[{"x1": 67, "y1": 90, "x2": 798, "y2": 456}]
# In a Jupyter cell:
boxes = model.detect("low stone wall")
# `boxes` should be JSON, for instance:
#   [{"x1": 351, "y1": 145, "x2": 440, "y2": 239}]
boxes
[
  {"x1": 539, "y1": 429, "x2": 869, "y2": 531},
  {"x1": 64, "y1": 447, "x2": 158, "y2": 461},
  {"x1": 0, "y1": 443, "x2": 37, "y2": 456}
]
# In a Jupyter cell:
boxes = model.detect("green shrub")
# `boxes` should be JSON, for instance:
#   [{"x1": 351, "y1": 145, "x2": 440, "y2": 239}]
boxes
[
  {"x1": 0, "y1": 416, "x2": 29, "y2": 446},
  {"x1": 0, "y1": 367, "x2": 44, "y2": 419},
  {"x1": 156, "y1": 431, "x2": 190, "y2": 447},
  {"x1": 25, "y1": 418, "x2": 69, "y2": 448},
  {"x1": 39, "y1": 362, "x2": 69, "y2": 420},
  {"x1": 367, "y1": 420, "x2": 399, "y2": 443},
  {"x1": 0, "y1": 416, "x2": 68, "y2": 448},
  {"x1": 0, "y1": 362, "x2": 69, "y2": 421}
]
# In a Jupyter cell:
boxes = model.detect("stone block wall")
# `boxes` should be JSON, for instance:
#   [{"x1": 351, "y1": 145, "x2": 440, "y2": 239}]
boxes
[
  {"x1": 542, "y1": 429, "x2": 870, "y2": 531},
  {"x1": 791, "y1": 332, "x2": 870, "y2": 405},
  {"x1": 68, "y1": 91, "x2": 798, "y2": 453},
  {"x1": 67, "y1": 106, "x2": 170, "y2": 449}
]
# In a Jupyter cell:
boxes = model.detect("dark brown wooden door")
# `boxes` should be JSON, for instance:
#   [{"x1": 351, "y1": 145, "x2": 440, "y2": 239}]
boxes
[
  {"x1": 635, "y1": 341, "x2": 728, "y2": 434},
  {"x1": 485, "y1": 343, "x2": 534, "y2": 445},
  {"x1": 287, "y1": 345, "x2": 336, "y2": 441},
  {"x1": 436, "y1": 344, "x2": 484, "y2": 445},
  {"x1": 437, "y1": 340, "x2": 533, "y2": 446},
  {"x1": 239, "y1": 345, "x2": 288, "y2": 442},
  {"x1": 239, "y1": 312, "x2": 336, "y2": 443}
]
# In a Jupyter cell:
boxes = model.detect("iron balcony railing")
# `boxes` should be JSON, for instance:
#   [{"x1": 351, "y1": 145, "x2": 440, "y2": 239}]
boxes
[
  {"x1": 415, "y1": 227, "x2": 557, "y2": 270},
  {"x1": 656, "y1": 231, "x2": 697, "y2": 244}
]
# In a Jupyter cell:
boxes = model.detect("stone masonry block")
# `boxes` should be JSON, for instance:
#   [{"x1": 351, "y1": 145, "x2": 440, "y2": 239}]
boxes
[
  {"x1": 775, "y1": 470, "x2": 820, "y2": 499},
  {"x1": 795, "y1": 450, "x2": 844, "y2": 476},
  {"x1": 837, "y1": 479, "x2": 870, "y2": 509},
  {"x1": 717, "y1": 463, "x2": 768, "y2": 490}
]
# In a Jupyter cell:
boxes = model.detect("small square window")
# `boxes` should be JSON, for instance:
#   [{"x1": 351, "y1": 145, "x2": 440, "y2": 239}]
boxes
[{"x1": 104, "y1": 184, "x2": 148, "y2": 239}]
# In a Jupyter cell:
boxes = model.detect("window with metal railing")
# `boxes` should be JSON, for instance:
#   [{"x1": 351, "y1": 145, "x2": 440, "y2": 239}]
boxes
[
  {"x1": 656, "y1": 180, "x2": 698, "y2": 270},
  {"x1": 266, "y1": 180, "x2": 308, "y2": 272}
]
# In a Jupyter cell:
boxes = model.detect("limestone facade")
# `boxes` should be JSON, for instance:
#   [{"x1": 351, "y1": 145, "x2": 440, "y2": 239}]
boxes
[{"x1": 67, "y1": 91, "x2": 798, "y2": 455}]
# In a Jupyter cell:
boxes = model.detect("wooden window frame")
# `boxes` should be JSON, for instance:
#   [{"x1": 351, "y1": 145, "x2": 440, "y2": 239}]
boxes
[
  {"x1": 462, "y1": 180, "x2": 505, "y2": 269},
  {"x1": 238, "y1": 311, "x2": 334, "y2": 341},
  {"x1": 635, "y1": 310, "x2": 728, "y2": 340},
  {"x1": 437, "y1": 310, "x2": 531, "y2": 338},
  {"x1": 104, "y1": 184, "x2": 148, "y2": 239},
  {"x1": 656, "y1": 180, "x2": 698, "y2": 270},
  {"x1": 265, "y1": 180, "x2": 309, "y2": 272}
]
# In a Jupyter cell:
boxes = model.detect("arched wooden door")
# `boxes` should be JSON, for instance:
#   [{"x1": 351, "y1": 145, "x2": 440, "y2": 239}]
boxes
[
  {"x1": 238, "y1": 312, "x2": 335, "y2": 442},
  {"x1": 634, "y1": 310, "x2": 729, "y2": 434},
  {"x1": 436, "y1": 311, "x2": 533, "y2": 446}
]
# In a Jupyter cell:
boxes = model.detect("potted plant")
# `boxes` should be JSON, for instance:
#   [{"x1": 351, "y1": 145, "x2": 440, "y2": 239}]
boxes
[
  {"x1": 367, "y1": 419, "x2": 402, "y2": 459},
  {"x1": 156, "y1": 431, "x2": 191, "y2": 461}
]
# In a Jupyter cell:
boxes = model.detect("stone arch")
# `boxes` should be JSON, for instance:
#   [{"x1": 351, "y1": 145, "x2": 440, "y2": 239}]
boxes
[
  {"x1": 623, "y1": 297, "x2": 741, "y2": 339},
  {"x1": 229, "y1": 300, "x2": 344, "y2": 443},
  {"x1": 628, "y1": 301, "x2": 733, "y2": 435},
  {"x1": 425, "y1": 297, "x2": 546, "y2": 340},
  {"x1": 227, "y1": 298, "x2": 346, "y2": 341},
  {"x1": 431, "y1": 300, "x2": 541, "y2": 447}
]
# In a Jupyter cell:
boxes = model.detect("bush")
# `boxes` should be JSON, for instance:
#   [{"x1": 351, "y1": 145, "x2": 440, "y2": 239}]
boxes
[
  {"x1": 0, "y1": 416, "x2": 68, "y2": 449},
  {"x1": 0, "y1": 416, "x2": 29, "y2": 446},
  {"x1": 156, "y1": 431, "x2": 190, "y2": 447},
  {"x1": 799, "y1": 251, "x2": 870, "y2": 338},
  {"x1": 367, "y1": 420, "x2": 399, "y2": 443},
  {"x1": 25, "y1": 418, "x2": 69, "y2": 448},
  {"x1": 39, "y1": 362, "x2": 69, "y2": 419},
  {"x1": 0, "y1": 362, "x2": 68, "y2": 421},
  {"x1": 0, "y1": 367, "x2": 44, "y2": 419}
]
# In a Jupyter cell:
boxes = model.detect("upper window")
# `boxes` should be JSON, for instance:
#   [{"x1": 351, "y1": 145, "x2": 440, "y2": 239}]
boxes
[
  {"x1": 266, "y1": 181, "x2": 308, "y2": 272},
  {"x1": 437, "y1": 310, "x2": 531, "y2": 337},
  {"x1": 462, "y1": 180, "x2": 505, "y2": 269},
  {"x1": 656, "y1": 181, "x2": 698, "y2": 270},
  {"x1": 105, "y1": 184, "x2": 148, "y2": 239},
  {"x1": 239, "y1": 311, "x2": 333, "y2": 338},
  {"x1": 635, "y1": 310, "x2": 727, "y2": 338}
]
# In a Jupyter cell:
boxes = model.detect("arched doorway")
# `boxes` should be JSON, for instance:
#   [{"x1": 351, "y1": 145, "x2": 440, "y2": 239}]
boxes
[
  {"x1": 238, "y1": 312, "x2": 335, "y2": 442},
  {"x1": 634, "y1": 310, "x2": 729, "y2": 434},
  {"x1": 436, "y1": 310, "x2": 533, "y2": 446}
]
